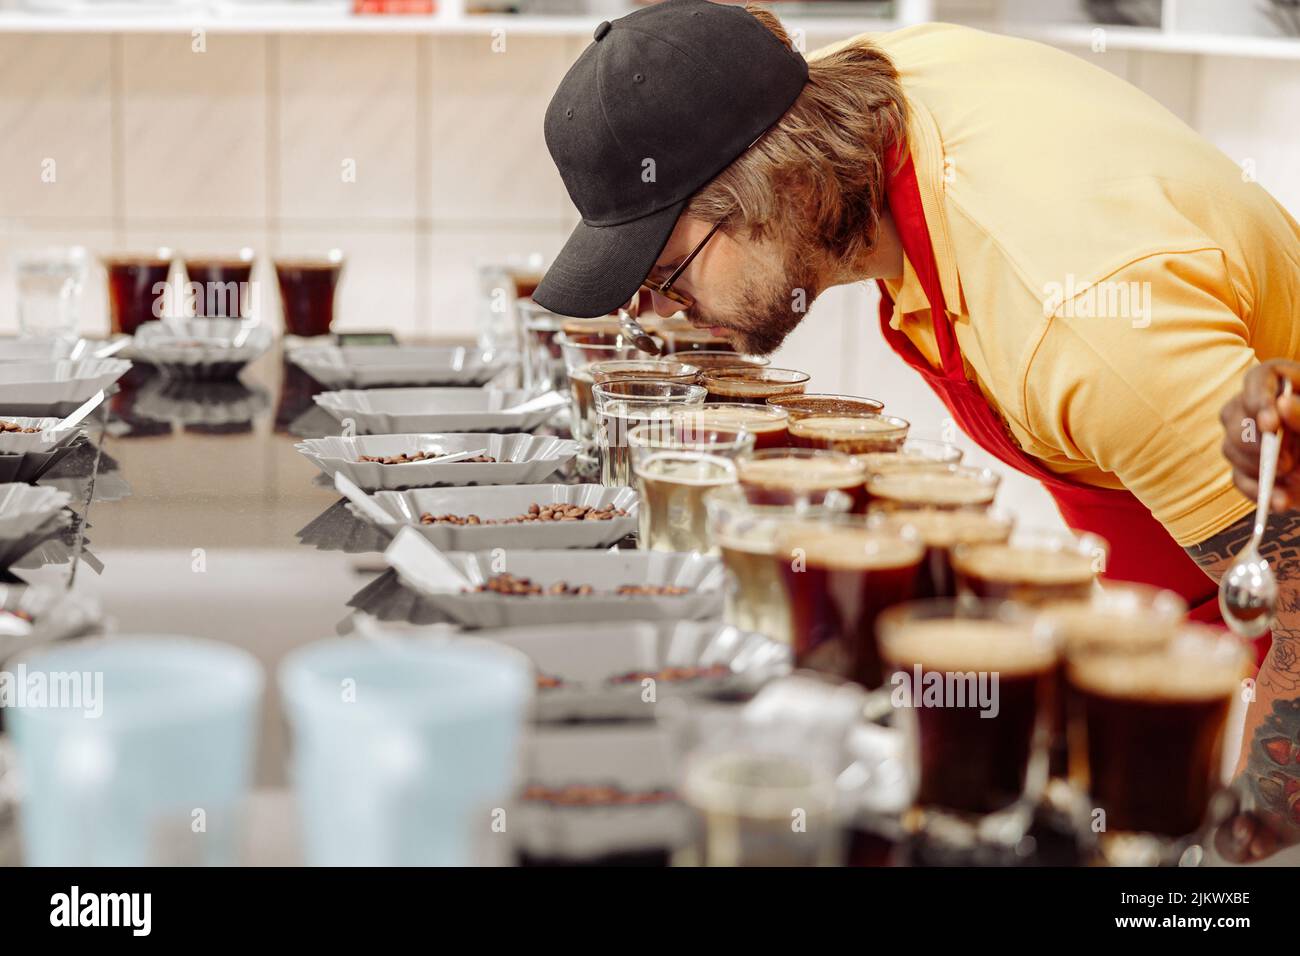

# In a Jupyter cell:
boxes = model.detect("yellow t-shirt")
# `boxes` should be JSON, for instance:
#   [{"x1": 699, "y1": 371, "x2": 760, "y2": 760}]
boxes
[{"x1": 813, "y1": 24, "x2": 1300, "y2": 547}]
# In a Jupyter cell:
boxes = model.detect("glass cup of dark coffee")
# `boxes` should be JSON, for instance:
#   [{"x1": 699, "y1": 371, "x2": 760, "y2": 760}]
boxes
[
  {"x1": 789, "y1": 413, "x2": 911, "y2": 455},
  {"x1": 1036, "y1": 584, "x2": 1188, "y2": 804},
  {"x1": 675, "y1": 403, "x2": 790, "y2": 451},
  {"x1": 774, "y1": 514, "x2": 924, "y2": 689},
  {"x1": 735, "y1": 447, "x2": 869, "y2": 513},
  {"x1": 184, "y1": 248, "x2": 255, "y2": 318},
  {"x1": 699, "y1": 367, "x2": 810, "y2": 404},
  {"x1": 856, "y1": 437, "x2": 964, "y2": 475},
  {"x1": 103, "y1": 249, "x2": 175, "y2": 335},
  {"x1": 274, "y1": 250, "x2": 343, "y2": 338},
  {"x1": 879, "y1": 597, "x2": 1060, "y2": 846},
  {"x1": 865, "y1": 463, "x2": 1000, "y2": 512},
  {"x1": 766, "y1": 392, "x2": 886, "y2": 420},
  {"x1": 591, "y1": 359, "x2": 701, "y2": 387},
  {"x1": 678, "y1": 350, "x2": 770, "y2": 372},
  {"x1": 952, "y1": 527, "x2": 1109, "y2": 606},
  {"x1": 871, "y1": 507, "x2": 1015, "y2": 600},
  {"x1": 1066, "y1": 623, "x2": 1248, "y2": 866}
]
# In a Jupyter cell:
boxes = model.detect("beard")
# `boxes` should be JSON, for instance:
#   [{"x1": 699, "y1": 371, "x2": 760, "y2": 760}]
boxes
[{"x1": 685, "y1": 248, "x2": 822, "y2": 356}]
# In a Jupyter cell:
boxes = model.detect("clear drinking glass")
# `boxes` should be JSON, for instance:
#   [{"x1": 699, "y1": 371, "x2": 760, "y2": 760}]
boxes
[
  {"x1": 103, "y1": 248, "x2": 175, "y2": 336},
  {"x1": 878, "y1": 598, "x2": 1060, "y2": 848},
  {"x1": 1066, "y1": 623, "x2": 1248, "y2": 866},
  {"x1": 855, "y1": 437, "x2": 964, "y2": 475},
  {"x1": 558, "y1": 333, "x2": 645, "y2": 446},
  {"x1": 788, "y1": 412, "x2": 911, "y2": 455},
  {"x1": 952, "y1": 526, "x2": 1109, "y2": 606},
  {"x1": 628, "y1": 421, "x2": 753, "y2": 554},
  {"x1": 274, "y1": 250, "x2": 343, "y2": 338},
  {"x1": 7, "y1": 635, "x2": 264, "y2": 866},
  {"x1": 14, "y1": 246, "x2": 89, "y2": 341},
  {"x1": 675, "y1": 402, "x2": 791, "y2": 451},
  {"x1": 866, "y1": 463, "x2": 1000, "y2": 512},
  {"x1": 591, "y1": 379, "x2": 706, "y2": 487},
  {"x1": 773, "y1": 513, "x2": 924, "y2": 688},
  {"x1": 475, "y1": 253, "x2": 545, "y2": 352},
  {"x1": 703, "y1": 486, "x2": 849, "y2": 645},
  {"x1": 699, "y1": 366, "x2": 810, "y2": 404},
  {"x1": 515, "y1": 299, "x2": 568, "y2": 393},
  {"x1": 766, "y1": 392, "x2": 886, "y2": 420},
  {"x1": 734, "y1": 447, "x2": 869, "y2": 513}
]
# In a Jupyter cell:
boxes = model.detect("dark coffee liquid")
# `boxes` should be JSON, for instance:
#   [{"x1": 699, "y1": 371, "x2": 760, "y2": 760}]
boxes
[
  {"x1": 780, "y1": 551, "x2": 920, "y2": 689},
  {"x1": 185, "y1": 260, "x2": 253, "y2": 317},
  {"x1": 275, "y1": 260, "x2": 341, "y2": 337},
  {"x1": 955, "y1": 545, "x2": 1094, "y2": 606},
  {"x1": 914, "y1": 669, "x2": 1047, "y2": 814},
  {"x1": 105, "y1": 258, "x2": 172, "y2": 335},
  {"x1": 1071, "y1": 688, "x2": 1228, "y2": 836}
]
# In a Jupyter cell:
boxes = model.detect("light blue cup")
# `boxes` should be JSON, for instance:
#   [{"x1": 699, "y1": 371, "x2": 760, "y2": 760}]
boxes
[
  {"x1": 279, "y1": 637, "x2": 532, "y2": 866},
  {"x1": 8, "y1": 635, "x2": 264, "y2": 866}
]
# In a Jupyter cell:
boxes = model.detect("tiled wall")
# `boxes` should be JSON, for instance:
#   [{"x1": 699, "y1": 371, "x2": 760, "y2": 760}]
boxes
[{"x1": 2, "y1": 28, "x2": 1298, "y2": 528}]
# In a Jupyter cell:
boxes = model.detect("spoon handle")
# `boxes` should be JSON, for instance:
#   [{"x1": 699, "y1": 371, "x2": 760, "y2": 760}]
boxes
[{"x1": 1252, "y1": 379, "x2": 1294, "y2": 547}]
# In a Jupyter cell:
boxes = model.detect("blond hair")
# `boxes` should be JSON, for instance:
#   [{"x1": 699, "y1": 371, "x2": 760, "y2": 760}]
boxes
[{"x1": 686, "y1": 6, "x2": 907, "y2": 268}]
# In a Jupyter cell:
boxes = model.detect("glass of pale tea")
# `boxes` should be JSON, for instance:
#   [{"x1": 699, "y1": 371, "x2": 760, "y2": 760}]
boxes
[
  {"x1": 183, "y1": 248, "x2": 255, "y2": 318},
  {"x1": 628, "y1": 421, "x2": 753, "y2": 554},
  {"x1": 766, "y1": 392, "x2": 885, "y2": 420},
  {"x1": 675, "y1": 403, "x2": 791, "y2": 451},
  {"x1": 103, "y1": 249, "x2": 175, "y2": 335},
  {"x1": 703, "y1": 487, "x2": 849, "y2": 645},
  {"x1": 774, "y1": 514, "x2": 925, "y2": 689},
  {"x1": 1036, "y1": 584, "x2": 1188, "y2": 807},
  {"x1": 558, "y1": 334, "x2": 647, "y2": 446},
  {"x1": 879, "y1": 597, "x2": 1060, "y2": 847},
  {"x1": 592, "y1": 380, "x2": 707, "y2": 487},
  {"x1": 952, "y1": 526, "x2": 1109, "y2": 606},
  {"x1": 274, "y1": 250, "x2": 344, "y2": 338},
  {"x1": 515, "y1": 299, "x2": 570, "y2": 393},
  {"x1": 789, "y1": 413, "x2": 911, "y2": 455},
  {"x1": 1066, "y1": 623, "x2": 1248, "y2": 866},
  {"x1": 735, "y1": 447, "x2": 869, "y2": 513},
  {"x1": 699, "y1": 367, "x2": 810, "y2": 404}
]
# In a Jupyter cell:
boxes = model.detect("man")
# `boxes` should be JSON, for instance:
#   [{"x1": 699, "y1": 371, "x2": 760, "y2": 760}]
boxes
[{"x1": 532, "y1": 0, "x2": 1300, "y2": 859}]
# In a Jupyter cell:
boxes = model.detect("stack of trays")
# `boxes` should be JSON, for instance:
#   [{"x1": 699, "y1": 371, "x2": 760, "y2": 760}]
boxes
[{"x1": 289, "y1": 345, "x2": 514, "y2": 389}]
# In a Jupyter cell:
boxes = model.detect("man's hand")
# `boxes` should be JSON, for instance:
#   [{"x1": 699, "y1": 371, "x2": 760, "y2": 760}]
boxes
[{"x1": 1220, "y1": 359, "x2": 1300, "y2": 510}]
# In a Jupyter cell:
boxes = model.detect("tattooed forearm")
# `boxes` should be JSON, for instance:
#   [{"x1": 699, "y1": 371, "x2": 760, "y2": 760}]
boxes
[
  {"x1": 1187, "y1": 509, "x2": 1300, "y2": 695},
  {"x1": 1187, "y1": 510, "x2": 1300, "y2": 856}
]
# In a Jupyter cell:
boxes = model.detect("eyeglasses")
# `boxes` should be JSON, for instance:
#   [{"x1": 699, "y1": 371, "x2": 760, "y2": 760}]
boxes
[{"x1": 639, "y1": 220, "x2": 723, "y2": 312}]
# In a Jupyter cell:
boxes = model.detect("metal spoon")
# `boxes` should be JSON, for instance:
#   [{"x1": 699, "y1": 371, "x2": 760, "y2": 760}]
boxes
[{"x1": 1220, "y1": 380, "x2": 1293, "y2": 637}]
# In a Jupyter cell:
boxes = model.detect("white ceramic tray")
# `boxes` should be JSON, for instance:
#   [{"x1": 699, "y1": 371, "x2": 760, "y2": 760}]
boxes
[
  {"x1": 296, "y1": 432, "x2": 579, "y2": 491},
  {"x1": 0, "y1": 584, "x2": 103, "y2": 666},
  {"x1": 0, "y1": 416, "x2": 81, "y2": 455},
  {"x1": 346, "y1": 482, "x2": 637, "y2": 550},
  {"x1": 288, "y1": 344, "x2": 515, "y2": 388},
  {"x1": 0, "y1": 359, "x2": 131, "y2": 415},
  {"x1": 314, "y1": 387, "x2": 558, "y2": 435},
  {"x1": 128, "y1": 318, "x2": 272, "y2": 380},
  {"x1": 384, "y1": 531, "x2": 724, "y2": 628},
  {"x1": 483, "y1": 619, "x2": 790, "y2": 722},
  {"x1": 0, "y1": 484, "x2": 72, "y2": 541}
]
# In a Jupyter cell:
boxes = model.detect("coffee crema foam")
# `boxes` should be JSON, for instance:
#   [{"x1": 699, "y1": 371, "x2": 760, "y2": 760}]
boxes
[
  {"x1": 1068, "y1": 650, "x2": 1243, "y2": 701},
  {"x1": 683, "y1": 406, "x2": 786, "y2": 432},
  {"x1": 780, "y1": 525, "x2": 923, "y2": 570},
  {"x1": 739, "y1": 456, "x2": 864, "y2": 489},
  {"x1": 868, "y1": 469, "x2": 995, "y2": 506},
  {"x1": 886, "y1": 619, "x2": 1056, "y2": 675},
  {"x1": 956, "y1": 544, "x2": 1095, "y2": 583},
  {"x1": 792, "y1": 416, "x2": 903, "y2": 437},
  {"x1": 1039, "y1": 605, "x2": 1179, "y2": 653},
  {"x1": 886, "y1": 508, "x2": 1011, "y2": 548}
]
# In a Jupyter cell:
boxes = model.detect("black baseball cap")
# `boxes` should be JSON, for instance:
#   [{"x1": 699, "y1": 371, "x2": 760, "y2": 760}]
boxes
[{"x1": 532, "y1": 0, "x2": 809, "y2": 318}]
